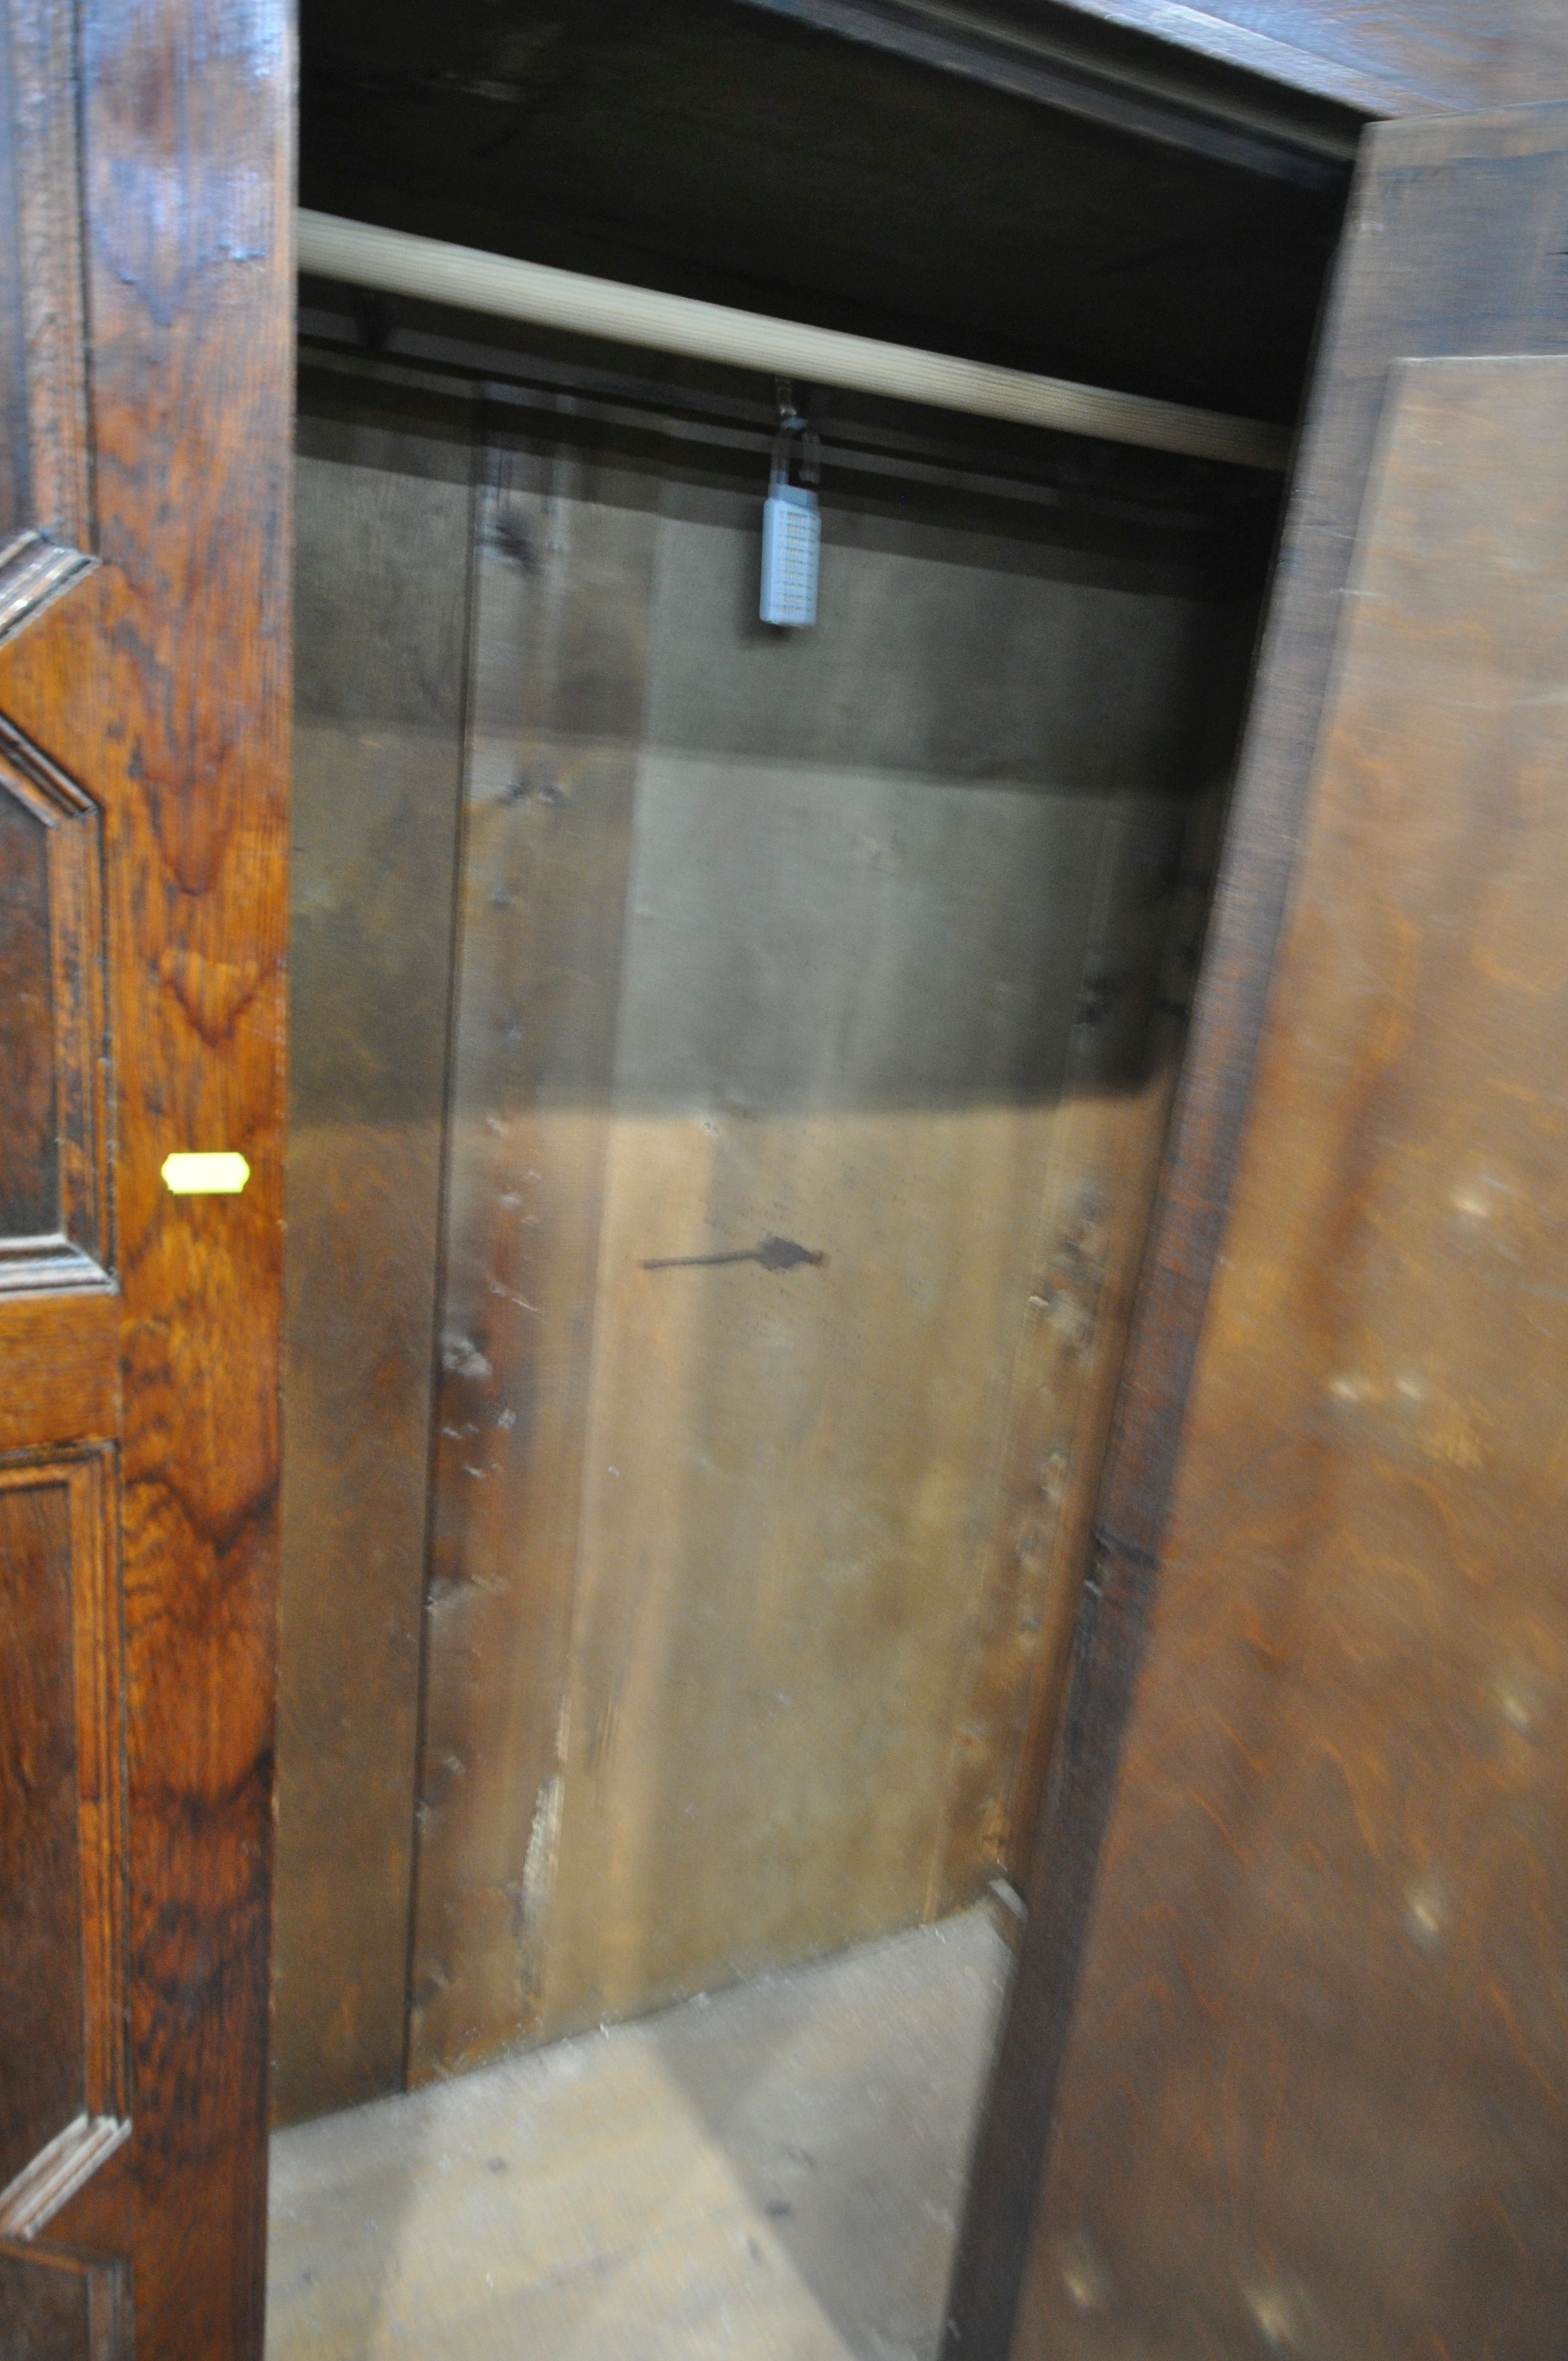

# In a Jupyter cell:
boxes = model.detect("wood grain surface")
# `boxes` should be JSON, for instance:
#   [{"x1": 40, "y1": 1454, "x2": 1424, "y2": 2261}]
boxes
[
  {"x1": 273, "y1": 366, "x2": 474, "y2": 2125},
  {"x1": 270, "y1": 346, "x2": 1263, "y2": 2108},
  {"x1": 0, "y1": 2242, "x2": 126, "y2": 2361},
  {"x1": 0, "y1": 1293, "x2": 119, "y2": 1455},
  {"x1": 1046, "y1": 0, "x2": 1568, "y2": 113},
  {"x1": 1017, "y1": 343, "x2": 1568, "y2": 2361},
  {"x1": 5, "y1": 0, "x2": 93, "y2": 551},
  {"x1": 410, "y1": 418, "x2": 664, "y2": 2079},
  {"x1": 946, "y1": 102, "x2": 1568, "y2": 2361},
  {"x1": 729, "y1": 0, "x2": 1360, "y2": 192},
  {"x1": 939, "y1": 678, "x2": 1246, "y2": 1902},
  {"x1": 0, "y1": 718, "x2": 110, "y2": 1293},
  {"x1": 0, "y1": 1472, "x2": 88, "y2": 2199},
  {"x1": 410, "y1": 404, "x2": 1253, "y2": 2075},
  {"x1": 0, "y1": 1451, "x2": 124, "y2": 2242},
  {"x1": 0, "y1": 0, "x2": 294, "y2": 2351}
]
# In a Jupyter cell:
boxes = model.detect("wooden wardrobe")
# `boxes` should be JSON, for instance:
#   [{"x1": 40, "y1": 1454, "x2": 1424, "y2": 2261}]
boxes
[{"x1": 1, "y1": 6, "x2": 1566, "y2": 2358}]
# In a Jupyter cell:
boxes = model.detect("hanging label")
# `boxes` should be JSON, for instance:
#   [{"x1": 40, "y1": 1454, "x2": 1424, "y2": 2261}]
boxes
[
  {"x1": 761, "y1": 480, "x2": 820, "y2": 628},
  {"x1": 761, "y1": 404, "x2": 822, "y2": 629}
]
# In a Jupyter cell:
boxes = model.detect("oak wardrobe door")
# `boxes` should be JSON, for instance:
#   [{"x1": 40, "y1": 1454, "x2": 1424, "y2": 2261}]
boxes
[
  {"x1": 951, "y1": 101, "x2": 1568, "y2": 2361},
  {"x1": 0, "y1": 4, "x2": 292, "y2": 2358}
]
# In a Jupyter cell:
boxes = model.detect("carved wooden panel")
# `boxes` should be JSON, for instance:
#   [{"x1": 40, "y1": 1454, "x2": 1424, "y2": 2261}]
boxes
[
  {"x1": 0, "y1": 719, "x2": 108, "y2": 1293},
  {"x1": 0, "y1": 0, "x2": 94, "y2": 632},
  {"x1": 0, "y1": 2242, "x2": 127, "y2": 2360},
  {"x1": 0, "y1": 0, "x2": 91, "y2": 561},
  {"x1": 0, "y1": 0, "x2": 291, "y2": 2346},
  {"x1": 0, "y1": 764, "x2": 53, "y2": 1230},
  {"x1": 0, "y1": 1449, "x2": 126, "y2": 2240},
  {"x1": 5, "y1": 0, "x2": 91, "y2": 553},
  {"x1": 0, "y1": 8, "x2": 28, "y2": 539}
]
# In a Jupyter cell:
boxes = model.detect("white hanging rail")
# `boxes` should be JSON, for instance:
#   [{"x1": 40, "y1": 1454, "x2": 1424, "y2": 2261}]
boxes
[{"x1": 296, "y1": 209, "x2": 1289, "y2": 474}]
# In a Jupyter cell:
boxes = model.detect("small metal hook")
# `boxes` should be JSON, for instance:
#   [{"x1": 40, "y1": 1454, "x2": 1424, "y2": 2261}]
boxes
[{"x1": 770, "y1": 378, "x2": 820, "y2": 486}]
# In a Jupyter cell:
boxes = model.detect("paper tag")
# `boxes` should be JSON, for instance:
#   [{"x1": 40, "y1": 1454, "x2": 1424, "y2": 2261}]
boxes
[{"x1": 161, "y1": 1151, "x2": 251, "y2": 1195}]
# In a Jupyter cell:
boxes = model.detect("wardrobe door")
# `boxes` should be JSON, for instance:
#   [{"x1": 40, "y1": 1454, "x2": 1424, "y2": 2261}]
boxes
[
  {"x1": 951, "y1": 102, "x2": 1568, "y2": 2361},
  {"x1": 0, "y1": 4, "x2": 291, "y2": 2356}
]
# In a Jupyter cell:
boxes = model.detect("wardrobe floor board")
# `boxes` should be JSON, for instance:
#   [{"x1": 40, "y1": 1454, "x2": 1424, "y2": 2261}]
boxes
[{"x1": 265, "y1": 1902, "x2": 1011, "y2": 2360}]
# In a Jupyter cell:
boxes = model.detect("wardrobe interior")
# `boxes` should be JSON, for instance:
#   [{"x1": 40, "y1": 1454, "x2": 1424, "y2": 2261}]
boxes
[{"x1": 274, "y1": 0, "x2": 1347, "y2": 2169}]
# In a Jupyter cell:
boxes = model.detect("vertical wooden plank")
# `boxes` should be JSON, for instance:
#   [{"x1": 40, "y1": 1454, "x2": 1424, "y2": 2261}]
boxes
[
  {"x1": 272, "y1": 365, "x2": 474, "y2": 2124},
  {"x1": 409, "y1": 416, "x2": 662, "y2": 2079},
  {"x1": 998, "y1": 627, "x2": 1252, "y2": 1893},
  {"x1": 928, "y1": 731, "x2": 1241, "y2": 1907}
]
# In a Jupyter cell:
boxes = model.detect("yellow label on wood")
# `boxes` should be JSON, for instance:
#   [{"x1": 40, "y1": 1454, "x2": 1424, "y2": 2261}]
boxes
[{"x1": 161, "y1": 1151, "x2": 250, "y2": 1195}]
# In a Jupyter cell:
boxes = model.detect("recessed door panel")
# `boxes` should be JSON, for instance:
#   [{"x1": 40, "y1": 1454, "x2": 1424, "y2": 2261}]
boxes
[
  {"x1": 0, "y1": 2242, "x2": 127, "y2": 2360},
  {"x1": 0, "y1": 1451, "x2": 125, "y2": 2240},
  {"x1": 0, "y1": 730, "x2": 107, "y2": 1293}
]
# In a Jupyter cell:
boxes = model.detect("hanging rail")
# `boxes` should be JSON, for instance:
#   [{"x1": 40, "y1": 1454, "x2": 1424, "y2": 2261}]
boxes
[{"x1": 296, "y1": 209, "x2": 1289, "y2": 473}]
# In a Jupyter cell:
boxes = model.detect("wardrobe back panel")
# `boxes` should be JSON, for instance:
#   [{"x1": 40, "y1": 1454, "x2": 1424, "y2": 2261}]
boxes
[
  {"x1": 274, "y1": 346, "x2": 1261, "y2": 2114},
  {"x1": 408, "y1": 409, "x2": 1254, "y2": 2076}
]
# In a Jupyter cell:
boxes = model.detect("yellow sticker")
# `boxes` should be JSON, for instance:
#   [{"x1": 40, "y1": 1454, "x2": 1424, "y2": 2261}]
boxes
[{"x1": 161, "y1": 1151, "x2": 251, "y2": 1195}]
